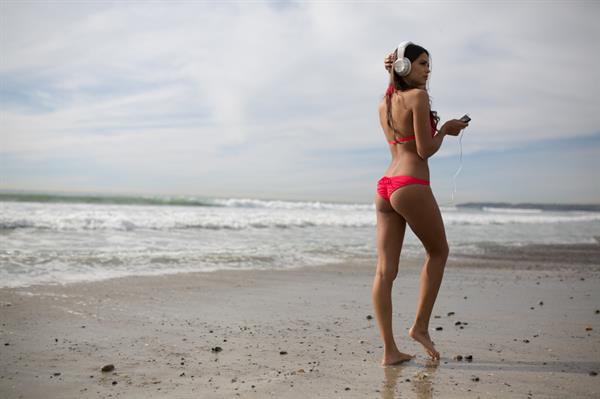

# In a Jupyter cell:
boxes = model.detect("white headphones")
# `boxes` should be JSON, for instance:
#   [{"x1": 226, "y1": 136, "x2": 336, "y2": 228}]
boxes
[{"x1": 393, "y1": 41, "x2": 413, "y2": 77}]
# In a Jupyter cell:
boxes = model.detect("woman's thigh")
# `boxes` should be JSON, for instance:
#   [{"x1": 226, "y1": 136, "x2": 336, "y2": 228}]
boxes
[
  {"x1": 388, "y1": 185, "x2": 448, "y2": 256},
  {"x1": 375, "y1": 195, "x2": 407, "y2": 278}
]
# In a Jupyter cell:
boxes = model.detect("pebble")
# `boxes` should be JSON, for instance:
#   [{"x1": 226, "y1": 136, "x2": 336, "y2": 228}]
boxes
[
  {"x1": 454, "y1": 355, "x2": 463, "y2": 361},
  {"x1": 101, "y1": 364, "x2": 115, "y2": 372},
  {"x1": 471, "y1": 376, "x2": 480, "y2": 382},
  {"x1": 112, "y1": 381, "x2": 117, "y2": 385},
  {"x1": 465, "y1": 355, "x2": 473, "y2": 361},
  {"x1": 366, "y1": 315, "x2": 373, "y2": 320},
  {"x1": 435, "y1": 327, "x2": 443, "y2": 331},
  {"x1": 280, "y1": 351, "x2": 288, "y2": 355},
  {"x1": 539, "y1": 301, "x2": 544, "y2": 306},
  {"x1": 211, "y1": 346, "x2": 223, "y2": 353},
  {"x1": 455, "y1": 321, "x2": 462, "y2": 326},
  {"x1": 585, "y1": 326, "x2": 593, "y2": 331},
  {"x1": 590, "y1": 371, "x2": 597, "y2": 376},
  {"x1": 447, "y1": 312, "x2": 455, "y2": 316},
  {"x1": 595, "y1": 309, "x2": 599, "y2": 314},
  {"x1": 523, "y1": 339, "x2": 530, "y2": 343}
]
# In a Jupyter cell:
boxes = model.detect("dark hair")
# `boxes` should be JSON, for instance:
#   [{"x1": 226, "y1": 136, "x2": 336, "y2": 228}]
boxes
[{"x1": 385, "y1": 44, "x2": 438, "y2": 135}]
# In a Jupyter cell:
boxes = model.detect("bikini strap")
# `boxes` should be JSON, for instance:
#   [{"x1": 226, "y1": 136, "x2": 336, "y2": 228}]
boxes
[{"x1": 385, "y1": 84, "x2": 408, "y2": 144}]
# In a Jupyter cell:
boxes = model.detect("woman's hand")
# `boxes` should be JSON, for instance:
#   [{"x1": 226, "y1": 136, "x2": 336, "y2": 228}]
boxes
[
  {"x1": 384, "y1": 52, "x2": 394, "y2": 72},
  {"x1": 441, "y1": 119, "x2": 469, "y2": 136}
]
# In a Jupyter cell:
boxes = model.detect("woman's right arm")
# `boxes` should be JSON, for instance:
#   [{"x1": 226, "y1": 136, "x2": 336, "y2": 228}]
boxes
[{"x1": 412, "y1": 90, "x2": 446, "y2": 159}]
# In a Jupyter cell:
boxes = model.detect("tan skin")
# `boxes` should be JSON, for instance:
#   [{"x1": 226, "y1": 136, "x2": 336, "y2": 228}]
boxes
[{"x1": 372, "y1": 51, "x2": 468, "y2": 366}]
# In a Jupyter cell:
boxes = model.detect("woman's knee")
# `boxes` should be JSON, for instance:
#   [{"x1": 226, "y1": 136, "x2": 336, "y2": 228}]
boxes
[
  {"x1": 375, "y1": 260, "x2": 398, "y2": 282},
  {"x1": 426, "y1": 240, "x2": 449, "y2": 260}
]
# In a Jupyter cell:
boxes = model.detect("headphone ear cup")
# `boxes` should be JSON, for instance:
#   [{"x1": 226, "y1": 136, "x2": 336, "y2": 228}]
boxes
[{"x1": 393, "y1": 58, "x2": 411, "y2": 76}]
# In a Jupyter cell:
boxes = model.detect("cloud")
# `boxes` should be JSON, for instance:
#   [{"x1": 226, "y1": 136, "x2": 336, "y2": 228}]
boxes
[{"x1": 1, "y1": 1, "x2": 599, "y2": 201}]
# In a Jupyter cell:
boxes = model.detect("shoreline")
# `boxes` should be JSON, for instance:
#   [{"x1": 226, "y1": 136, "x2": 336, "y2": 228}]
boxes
[
  {"x1": 1, "y1": 255, "x2": 600, "y2": 398},
  {"x1": 2, "y1": 242, "x2": 599, "y2": 291}
]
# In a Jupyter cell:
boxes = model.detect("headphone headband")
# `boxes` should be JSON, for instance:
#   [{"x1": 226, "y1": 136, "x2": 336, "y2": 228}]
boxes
[{"x1": 397, "y1": 41, "x2": 413, "y2": 60}]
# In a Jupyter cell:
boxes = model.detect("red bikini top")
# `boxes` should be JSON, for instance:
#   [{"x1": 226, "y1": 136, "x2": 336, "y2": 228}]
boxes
[
  {"x1": 388, "y1": 115, "x2": 437, "y2": 144},
  {"x1": 385, "y1": 84, "x2": 438, "y2": 145}
]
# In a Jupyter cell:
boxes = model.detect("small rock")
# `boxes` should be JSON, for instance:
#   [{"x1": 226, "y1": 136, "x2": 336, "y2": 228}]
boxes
[
  {"x1": 435, "y1": 327, "x2": 443, "y2": 331},
  {"x1": 454, "y1": 355, "x2": 463, "y2": 361},
  {"x1": 112, "y1": 381, "x2": 117, "y2": 385},
  {"x1": 465, "y1": 355, "x2": 473, "y2": 361},
  {"x1": 4, "y1": 343, "x2": 9, "y2": 346},
  {"x1": 211, "y1": 346, "x2": 222, "y2": 353},
  {"x1": 585, "y1": 326, "x2": 593, "y2": 331},
  {"x1": 539, "y1": 301, "x2": 544, "y2": 306},
  {"x1": 280, "y1": 351, "x2": 288, "y2": 355},
  {"x1": 345, "y1": 387, "x2": 351, "y2": 391},
  {"x1": 447, "y1": 312, "x2": 455, "y2": 316},
  {"x1": 53, "y1": 372, "x2": 61, "y2": 376},
  {"x1": 471, "y1": 376, "x2": 479, "y2": 382},
  {"x1": 455, "y1": 321, "x2": 462, "y2": 326},
  {"x1": 180, "y1": 372, "x2": 186, "y2": 377},
  {"x1": 523, "y1": 339, "x2": 530, "y2": 343},
  {"x1": 590, "y1": 371, "x2": 597, "y2": 376},
  {"x1": 101, "y1": 364, "x2": 115, "y2": 372},
  {"x1": 366, "y1": 315, "x2": 373, "y2": 320}
]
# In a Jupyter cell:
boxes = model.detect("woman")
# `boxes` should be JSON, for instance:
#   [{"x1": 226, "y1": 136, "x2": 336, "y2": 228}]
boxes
[{"x1": 371, "y1": 41, "x2": 468, "y2": 366}]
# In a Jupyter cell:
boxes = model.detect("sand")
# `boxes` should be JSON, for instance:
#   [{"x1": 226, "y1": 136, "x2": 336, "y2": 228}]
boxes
[{"x1": 1, "y1": 245, "x2": 600, "y2": 398}]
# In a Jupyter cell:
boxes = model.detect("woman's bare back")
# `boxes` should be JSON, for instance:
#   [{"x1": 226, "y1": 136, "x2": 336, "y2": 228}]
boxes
[{"x1": 378, "y1": 90, "x2": 430, "y2": 180}]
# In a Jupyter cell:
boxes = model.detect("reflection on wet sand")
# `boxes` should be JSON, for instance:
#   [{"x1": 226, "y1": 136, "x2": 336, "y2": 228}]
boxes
[{"x1": 380, "y1": 359, "x2": 439, "y2": 399}]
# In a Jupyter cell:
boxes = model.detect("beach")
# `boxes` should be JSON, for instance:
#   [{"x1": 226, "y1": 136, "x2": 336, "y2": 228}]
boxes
[{"x1": 1, "y1": 244, "x2": 599, "y2": 399}]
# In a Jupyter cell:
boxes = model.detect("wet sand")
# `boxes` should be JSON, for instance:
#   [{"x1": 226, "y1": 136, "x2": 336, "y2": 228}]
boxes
[{"x1": 1, "y1": 244, "x2": 600, "y2": 398}]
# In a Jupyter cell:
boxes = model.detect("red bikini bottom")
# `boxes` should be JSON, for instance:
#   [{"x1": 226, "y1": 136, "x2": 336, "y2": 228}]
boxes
[{"x1": 376, "y1": 175, "x2": 430, "y2": 202}]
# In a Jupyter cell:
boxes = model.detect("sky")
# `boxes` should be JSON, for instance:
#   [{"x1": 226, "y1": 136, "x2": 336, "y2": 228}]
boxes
[{"x1": 1, "y1": 0, "x2": 599, "y2": 204}]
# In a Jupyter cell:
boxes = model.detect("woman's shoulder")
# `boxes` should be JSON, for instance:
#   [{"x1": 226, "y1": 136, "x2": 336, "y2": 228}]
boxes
[
  {"x1": 399, "y1": 89, "x2": 429, "y2": 111},
  {"x1": 402, "y1": 88, "x2": 429, "y2": 102}
]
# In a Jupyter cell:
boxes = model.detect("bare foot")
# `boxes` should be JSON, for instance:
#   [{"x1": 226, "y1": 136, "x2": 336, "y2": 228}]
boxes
[
  {"x1": 408, "y1": 326, "x2": 440, "y2": 360},
  {"x1": 381, "y1": 349, "x2": 415, "y2": 367}
]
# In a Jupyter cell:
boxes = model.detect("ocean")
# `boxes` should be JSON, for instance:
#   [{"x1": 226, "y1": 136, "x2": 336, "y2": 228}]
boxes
[{"x1": 1, "y1": 193, "x2": 599, "y2": 288}]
